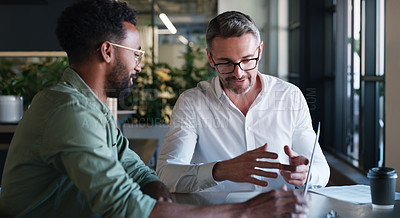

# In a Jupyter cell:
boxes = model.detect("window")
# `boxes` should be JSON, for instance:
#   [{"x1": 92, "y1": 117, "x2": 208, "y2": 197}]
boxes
[
  {"x1": 324, "y1": 0, "x2": 385, "y2": 171},
  {"x1": 288, "y1": 0, "x2": 385, "y2": 173}
]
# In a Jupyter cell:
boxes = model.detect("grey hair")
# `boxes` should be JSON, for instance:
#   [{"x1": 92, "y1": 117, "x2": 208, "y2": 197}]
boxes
[{"x1": 206, "y1": 11, "x2": 260, "y2": 50}]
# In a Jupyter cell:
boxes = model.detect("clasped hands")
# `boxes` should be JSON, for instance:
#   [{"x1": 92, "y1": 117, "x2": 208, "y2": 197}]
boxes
[{"x1": 212, "y1": 143, "x2": 310, "y2": 187}]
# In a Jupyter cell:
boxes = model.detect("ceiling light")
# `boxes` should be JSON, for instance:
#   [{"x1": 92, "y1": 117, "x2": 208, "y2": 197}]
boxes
[
  {"x1": 178, "y1": 35, "x2": 189, "y2": 45},
  {"x1": 157, "y1": 29, "x2": 172, "y2": 34},
  {"x1": 159, "y1": 13, "x2": 177, "y2": 34}
]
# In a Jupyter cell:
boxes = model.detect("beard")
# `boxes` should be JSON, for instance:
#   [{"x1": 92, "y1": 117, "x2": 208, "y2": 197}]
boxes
[
  {"x1": 221, "y1": 74, "x2": 254, "y2": 95},
  {"x1": 105, "y1": 58, "x2": 132, "y2": 99}
]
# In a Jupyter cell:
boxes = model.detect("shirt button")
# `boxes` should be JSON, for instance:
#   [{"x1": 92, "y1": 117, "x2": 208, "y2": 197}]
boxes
[{"x1": 247, "y1": 127, "x2": 251, "y2": 131}]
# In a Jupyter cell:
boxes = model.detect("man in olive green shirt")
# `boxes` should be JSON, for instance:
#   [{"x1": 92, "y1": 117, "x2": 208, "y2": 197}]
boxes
[
  {"x1": 0, "y1": 67, "x2": 161, "y2": 217},
  {"x1": 0, "y1": 0, "x2": 309, "y2": 217}
]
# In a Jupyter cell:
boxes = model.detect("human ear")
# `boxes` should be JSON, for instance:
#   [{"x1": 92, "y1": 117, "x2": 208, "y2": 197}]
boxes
[
  {"x1": 99, "y1": 41, "x2": 113, "y2": 63},
  {"x1": 206, "y1": 48, "x2": 214, "y2": 67},
  {"x1": 258, "y1": 41, "x2": 264, "y2": 59}
]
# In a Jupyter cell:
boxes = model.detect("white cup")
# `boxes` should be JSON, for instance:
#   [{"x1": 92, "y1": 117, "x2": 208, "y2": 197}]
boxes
[{"x1": 0, "y1": 95, "x2": 24, "y2": 123}]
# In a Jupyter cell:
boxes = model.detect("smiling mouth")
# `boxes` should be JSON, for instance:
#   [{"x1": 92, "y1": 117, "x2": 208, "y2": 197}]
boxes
[
  {"x1": 229, "y1": 77, "x2": 247, "y2": 83},
  {"x1": 129, "y1": 73, "x2": 137, "y2": 86}
]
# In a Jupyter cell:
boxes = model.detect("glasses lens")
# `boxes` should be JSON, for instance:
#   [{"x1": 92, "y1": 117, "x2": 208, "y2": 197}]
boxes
[
  {"x1": 216, "y1": 63, "x2": 234, "y2": 74},
  {"x1": 216, "y1": 59, "x2": 257, "y2": 74},
  {"x1": 240, "y1": 59, "x2": 257, "y2": 71},
  {"x1": 134, "y1": 52, "x2": 144, "y2": 64}
]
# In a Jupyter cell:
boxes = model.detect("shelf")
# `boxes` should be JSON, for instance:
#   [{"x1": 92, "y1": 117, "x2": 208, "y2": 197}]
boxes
[{"x1": 0, "y1": 124, "x2": 18, "y2": 133}]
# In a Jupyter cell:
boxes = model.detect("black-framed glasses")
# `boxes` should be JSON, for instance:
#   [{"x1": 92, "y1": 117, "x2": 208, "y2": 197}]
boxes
[
  {"x1": 108, "y1": 42, "x2": 145, "y2": 65},
  {"x1": 210, "y1": 47, "x2": 260, "y2": 74}
]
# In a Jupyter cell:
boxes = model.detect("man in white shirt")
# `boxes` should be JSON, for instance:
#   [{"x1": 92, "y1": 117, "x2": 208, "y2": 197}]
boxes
[{"x1": 156, "y1": 11, "x2": 330, "y2": 193}]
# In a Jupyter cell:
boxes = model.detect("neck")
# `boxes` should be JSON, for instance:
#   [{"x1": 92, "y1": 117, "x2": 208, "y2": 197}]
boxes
[{"x1": 70, "y1": 63, "x2": 108, "y2": 103}]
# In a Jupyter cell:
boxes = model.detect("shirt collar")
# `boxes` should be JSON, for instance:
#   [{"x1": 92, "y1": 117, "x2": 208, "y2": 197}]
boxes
[
  {"x1": 60, "y1": 67, "x2": 109, "y2": 113},
  {"x1": 258, "y1": 72, "x2": 266, "y2": 96},
  {"x1": 214, "y1": 76, "x2": 224, "y2": 99}
]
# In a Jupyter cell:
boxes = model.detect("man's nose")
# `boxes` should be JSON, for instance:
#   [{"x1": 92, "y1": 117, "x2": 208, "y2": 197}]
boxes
[
  {"x1": 231, "y1": 64, "x2": 245, "y2": 78},
  {"x1": 135, "y1": 62, "x2": 142, "y2": 72}
]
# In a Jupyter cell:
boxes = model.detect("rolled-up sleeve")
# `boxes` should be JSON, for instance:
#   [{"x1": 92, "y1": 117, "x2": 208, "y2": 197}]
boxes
[{"x1": 156, "y1": 95, "x2": 219, "y2": 193}]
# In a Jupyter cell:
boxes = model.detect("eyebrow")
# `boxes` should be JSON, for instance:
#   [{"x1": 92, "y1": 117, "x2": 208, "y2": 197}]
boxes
[{"x1": 216, "y1": 53, "x2": 255, "y2": 62}]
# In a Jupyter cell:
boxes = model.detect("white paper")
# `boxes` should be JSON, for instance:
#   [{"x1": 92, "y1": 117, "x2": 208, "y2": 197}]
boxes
[
  {"x1": 309, "y1": 184, "x2": 400, "y2": 204},
  {"x1": 225, "y1": 191, "x2": 262, "y2": 203}
]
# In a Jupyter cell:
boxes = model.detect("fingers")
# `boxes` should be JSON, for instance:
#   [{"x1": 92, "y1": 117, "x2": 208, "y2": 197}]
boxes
[
  {"x1": 249, "y1": 143, "x2": 278, "y2": 159},
  {"x1": 284, "y1": 145, "x2": 298, "y2": 158},
  {"x1": 279, "y1": 162, "x2": 309, "y2": 172},
  {"x1": 247, "y1": 189, "x2": 309, "y2": 216},
  {"x1": 252, "y1": 168, "x2": 278, "y2": 179},
  {"x1": 279, "y1": 163, "x2": 308, "y2": 186},
  {"x1": 284, "y1": 146, "x2": 309, "y2": 166},
  {"x1": 259, "y1": 189, "x2": 308, "y2": 204},
  {"x1": 256, "y1": 143, "x2": 268, "y2": 151},
  {"x1": 280, "y1": 169, "x2": 308, "y2": 180},
  {"x1": 280, "y1": 170, "x2": 308, "y2": 186},
  {"x1": 254, "y1": 161, "x2": 281, "y2": 169},
  {"x1": 279, "y1": 152, "x2": 309, "y2": 186},
  {"x1": 274, "y1": 190, "x2": 309, "y2": 215},
  {"x1": 216, "y1": 143, "x2": 293, "y2": 185},
  {"x1": 250, "y1": 151, "x2": 278, "y2": 160},
  {"x1": 213, "y1": 152, "x2": 279, "y2": 183},
  {"x1": 279, "y1": 156, "x2": 309, "y2": 186},
  {"x1": 245, "y1": 176, "x2": 269, "y2": 187},
  {"x1": 157, "y1": 196, "x2": 173, "y2": 203}
]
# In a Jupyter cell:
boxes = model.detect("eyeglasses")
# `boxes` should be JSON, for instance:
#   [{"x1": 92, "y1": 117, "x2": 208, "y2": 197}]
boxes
[
  {"x1": 210, "y1": 46, "x2": 260, "y2": 74},
  {"x1": 109, "y1": 42, "x2": 145, "y2": 65}
]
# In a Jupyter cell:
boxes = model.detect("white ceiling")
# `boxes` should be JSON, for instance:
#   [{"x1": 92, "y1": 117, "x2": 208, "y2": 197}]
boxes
[{"x1": 123, "y1": 0, "x2": 217, "y2": 18}]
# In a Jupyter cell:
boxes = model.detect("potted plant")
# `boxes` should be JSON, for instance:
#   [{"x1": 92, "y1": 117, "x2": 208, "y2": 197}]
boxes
[
  {"x1": 118, "y1": 43, "x2": 214, "y2": 168},
  {"x1": 0, "y1": 58, "x2": 24, "y2": 123},
  {"x1": 0, "y1": 57, "x2": 68, "y2": 123},
  {"x1": 121, "y1": 43, "x2": 214, "y2": 126},
  {"x1": 17, "y1": 57, "x2": 68, "y2": 108}
]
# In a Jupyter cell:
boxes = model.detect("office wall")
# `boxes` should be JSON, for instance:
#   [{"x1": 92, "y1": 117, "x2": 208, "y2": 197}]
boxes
[
  {"x1": 385, "y1": 0, "x2": 400, "y2": 192},
  {"x1": 159, "y1": 44, "x2": 186, "y2": 69},
  {"x1": 0, "y1": 0, "x2": 77, "y2": 51}
]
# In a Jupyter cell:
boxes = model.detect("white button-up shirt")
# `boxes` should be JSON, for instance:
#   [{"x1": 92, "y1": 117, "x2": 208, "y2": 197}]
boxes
[{"x1": 156, "y1": 73, "x2": 330, "y2": 193}]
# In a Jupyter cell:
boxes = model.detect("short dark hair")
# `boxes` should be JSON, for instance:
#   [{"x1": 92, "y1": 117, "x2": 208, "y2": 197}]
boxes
[
  {"x1": 206, "y1": 11, "x2": 260, "y2": 50},
  {"x1": 56, "y1": 0, "x2": 137, "y2": 64}
]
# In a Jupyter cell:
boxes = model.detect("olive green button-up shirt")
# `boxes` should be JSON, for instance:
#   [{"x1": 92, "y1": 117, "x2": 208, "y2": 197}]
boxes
[{"x1": 0, "y1": 68, "x2": 158, "y2": 217}]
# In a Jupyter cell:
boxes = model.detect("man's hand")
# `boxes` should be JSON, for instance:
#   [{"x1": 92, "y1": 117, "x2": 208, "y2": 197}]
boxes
[
  {"x1": 141, "y1": 181, "x2": 172, "y2": 202},
  {"x1": 212, "y1": 143, "x2": 280, "y2": 186},
  {"x1": 243, "y1": 185, "x2": 309, "y2": 217},
  {"x1": 279, "y1": 145, "x2": 310, "y2": 186}
]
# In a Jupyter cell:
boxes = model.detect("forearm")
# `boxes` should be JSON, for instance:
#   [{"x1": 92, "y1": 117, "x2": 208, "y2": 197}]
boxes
[
  {"x1": 149, "y1": 201, "x2": 245, "y2": 218},
  {"x1": 141, "y1": 181, "x2": 172, "y2": 202}
]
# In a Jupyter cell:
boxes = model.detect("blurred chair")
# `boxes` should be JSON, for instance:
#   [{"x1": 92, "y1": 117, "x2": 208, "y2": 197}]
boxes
[
  {"x1": 0, "y1": 148, "x2": 8, "y2": 184},
  {"x1": 128, "y1": 139, "x2": 158, "y2": 169},
  {"x1": 123, "y1": 125, "x2": 169, "y2": 170}
]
